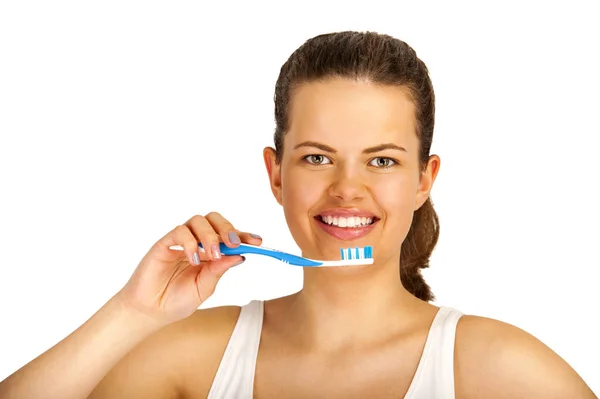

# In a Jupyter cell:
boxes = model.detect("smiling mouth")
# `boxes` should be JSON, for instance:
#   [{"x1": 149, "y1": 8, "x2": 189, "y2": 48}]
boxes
[{"x1": 315, "y1": 215, "x2": 379, "y2": 228}]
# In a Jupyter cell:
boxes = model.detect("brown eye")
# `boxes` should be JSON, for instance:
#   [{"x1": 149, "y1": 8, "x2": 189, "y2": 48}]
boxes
[
  {"x1": 304, "y1": 154, "x2": 331, "y2": 165},
  {"x1": 369, "y1": 157, "x2": 396, "y2": 168}
]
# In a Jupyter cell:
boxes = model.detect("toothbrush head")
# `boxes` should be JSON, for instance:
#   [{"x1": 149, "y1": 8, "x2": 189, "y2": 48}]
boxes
[{"x1": 340, "y1": 246, "x2": 373, "y2": 261}]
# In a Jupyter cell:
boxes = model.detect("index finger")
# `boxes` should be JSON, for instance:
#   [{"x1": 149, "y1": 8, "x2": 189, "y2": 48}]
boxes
[{"x1": 204, "y1": 212, "x2": 262, "y2": 247}]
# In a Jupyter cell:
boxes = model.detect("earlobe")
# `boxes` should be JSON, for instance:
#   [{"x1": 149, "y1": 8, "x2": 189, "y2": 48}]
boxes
[{"x1": 263, "y1": 147, "x2": 283, "y2": 205}]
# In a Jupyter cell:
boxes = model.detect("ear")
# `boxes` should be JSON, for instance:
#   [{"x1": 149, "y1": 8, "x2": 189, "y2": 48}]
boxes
[
  {"x1": 414, "y1": 154, "x2": 440, "y2": 211},
  {"x1": 263, "y1": 147, "x2": 283, "y2": 206}
]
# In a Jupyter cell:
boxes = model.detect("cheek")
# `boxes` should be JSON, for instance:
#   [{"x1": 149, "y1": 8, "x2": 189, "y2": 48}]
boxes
[
  {"x1": 372, "y1": 176, "x2": 418, "y2": 223},
  {"x1": 281, "y1": 166, "x2": 326, "y2": 217},
  {"x1": 280, "y1": 166, "x2": 327, "y2": 249}
]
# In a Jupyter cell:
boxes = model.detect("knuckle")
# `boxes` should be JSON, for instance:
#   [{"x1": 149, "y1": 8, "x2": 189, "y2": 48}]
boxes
[
  {"x1": 205, "y1": 211, "x2": 221, "y2": 219},
  {"x1": 201, "y1": 232, "x2": 220, "y2": 243},
  {"x1": 205, "y1": 211, "x2": 236, "y2": 232},
  {"x1": 173, "y1": 224, "x2": 189, "y2": 235},
  {"x1": 191, "y1": 214, "x2": 206, "y2": 223},
  {"x1": 174, "y1": 225, "x2": 196, "y2": 246}
]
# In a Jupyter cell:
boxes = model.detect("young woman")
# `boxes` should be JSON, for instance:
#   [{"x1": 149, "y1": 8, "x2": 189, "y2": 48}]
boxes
[{"x1": 0, "y1": 31, "x2": 596, "y2": 399}]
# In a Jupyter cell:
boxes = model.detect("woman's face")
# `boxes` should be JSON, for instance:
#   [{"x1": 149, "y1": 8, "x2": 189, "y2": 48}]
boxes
[{"x1": 264, "y1": 78, "x2": 439, "y2": 266}]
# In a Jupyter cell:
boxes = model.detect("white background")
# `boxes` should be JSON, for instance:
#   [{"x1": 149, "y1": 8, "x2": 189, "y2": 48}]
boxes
[{"x1": 1, "y1": 0, "x2": 598, "y2": 393}]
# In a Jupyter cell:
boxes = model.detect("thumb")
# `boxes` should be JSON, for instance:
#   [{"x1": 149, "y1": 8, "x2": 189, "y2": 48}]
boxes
[
  {"x1": 196, "y1": 255, "x2": 246, "y2": 295},
  {"x1": 209, "y1": 255, "x2": 246, "y2": 278}
]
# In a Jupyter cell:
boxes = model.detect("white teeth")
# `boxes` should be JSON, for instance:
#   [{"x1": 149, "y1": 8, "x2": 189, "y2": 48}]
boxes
[{"x1": 320, "y1": 215, "x2": 374, "y2": 228}]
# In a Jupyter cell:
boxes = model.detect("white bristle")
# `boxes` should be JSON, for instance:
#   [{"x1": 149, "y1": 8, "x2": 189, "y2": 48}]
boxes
[
  {"x1": 339, "y1": 247, "x2": 369, "y2": 260},
  {"x1": 315, "y1": 246, "x2": 374, "y2": 267}
]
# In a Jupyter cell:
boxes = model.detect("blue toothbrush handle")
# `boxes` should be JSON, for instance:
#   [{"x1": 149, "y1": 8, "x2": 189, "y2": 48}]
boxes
[{"x1": 198, "y1": 243, "x2": 322, "y2": 266}]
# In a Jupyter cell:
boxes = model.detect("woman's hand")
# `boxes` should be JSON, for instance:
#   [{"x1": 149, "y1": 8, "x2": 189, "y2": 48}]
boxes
[{"x1": 115, "y1": 212, "x2": 262, "y2": 326}]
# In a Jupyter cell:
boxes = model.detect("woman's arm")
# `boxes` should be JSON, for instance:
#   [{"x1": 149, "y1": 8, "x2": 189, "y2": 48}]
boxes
[
  {"x1": 0, "y1": 295, "x2": 164, "y2": 399},
  {"x1": 0, "y1": 214, "x2": 258, "y2": 398}
]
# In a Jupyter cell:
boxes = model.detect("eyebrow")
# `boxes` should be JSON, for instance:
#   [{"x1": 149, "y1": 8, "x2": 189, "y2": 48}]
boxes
[{"x1": 292, "y1": 141, "x2": 407, "y2": 154}]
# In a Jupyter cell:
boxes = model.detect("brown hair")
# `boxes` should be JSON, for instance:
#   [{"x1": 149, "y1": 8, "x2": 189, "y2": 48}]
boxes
[{"x1": 273, "y1": 31, "x2": 438, "y2": 302}]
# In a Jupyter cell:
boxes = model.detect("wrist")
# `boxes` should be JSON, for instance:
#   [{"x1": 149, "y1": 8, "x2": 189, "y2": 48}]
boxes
[{"x1": 109, "y1": 291, "x2": 170, "y2": 332}]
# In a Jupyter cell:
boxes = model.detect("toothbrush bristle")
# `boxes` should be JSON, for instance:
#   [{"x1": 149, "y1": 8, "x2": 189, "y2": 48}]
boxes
[{"x1": 340, "y1": 246, "x2": 373, "y2": 260}]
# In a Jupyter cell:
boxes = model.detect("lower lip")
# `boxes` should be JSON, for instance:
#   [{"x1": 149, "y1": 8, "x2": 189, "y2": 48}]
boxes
[{"x1": 314, "y1": 217, "x2": 378, "y2": 240}]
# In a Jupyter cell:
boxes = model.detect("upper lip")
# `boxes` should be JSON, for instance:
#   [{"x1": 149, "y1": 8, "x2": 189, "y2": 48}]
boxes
[{"x1": 316, "y1": 208, "x2": 379, "y2": 219}]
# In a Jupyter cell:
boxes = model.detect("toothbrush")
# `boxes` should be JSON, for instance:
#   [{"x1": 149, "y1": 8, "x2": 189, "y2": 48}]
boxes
[{"x1": 198, "y1": 242, "x2": 374, "y2": 267}]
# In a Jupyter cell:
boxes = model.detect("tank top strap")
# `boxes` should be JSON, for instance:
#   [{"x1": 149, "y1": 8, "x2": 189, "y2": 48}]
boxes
[
  {"x1": 404, "y1": 306, "x2": 464, "y2": 399},
  {"x1": 207, "y1": 300, "x2": 264, "y2": 399}
]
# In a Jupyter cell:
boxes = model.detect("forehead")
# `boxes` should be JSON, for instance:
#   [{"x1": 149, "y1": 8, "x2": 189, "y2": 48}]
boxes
[{"x1": 286, "y1": 78, "x2": 417, "y2": 148}]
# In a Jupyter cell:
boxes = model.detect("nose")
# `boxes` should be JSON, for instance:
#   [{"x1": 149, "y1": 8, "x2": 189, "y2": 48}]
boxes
[{"x1": 327, "y1": 165, "x2": 367, "y2": 202}]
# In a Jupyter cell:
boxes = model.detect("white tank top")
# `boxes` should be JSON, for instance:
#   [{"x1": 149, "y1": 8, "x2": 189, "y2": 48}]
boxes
[{"x1": 208, "y1": 300, "x2": 463, "y2": 398}]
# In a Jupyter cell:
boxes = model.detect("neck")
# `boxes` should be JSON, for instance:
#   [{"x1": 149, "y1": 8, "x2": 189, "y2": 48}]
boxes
[{"x1": 283, "y1": 254, "x2": 428, "y2": 352}]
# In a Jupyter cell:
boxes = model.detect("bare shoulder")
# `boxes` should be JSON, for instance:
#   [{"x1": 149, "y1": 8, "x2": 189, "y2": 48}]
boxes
[
  {"x1": 90, "y1": 305, "x2": 241, "y2": 399},
  {"x1": 454, "y1": 315, "x2": 596, "y2": 399}
]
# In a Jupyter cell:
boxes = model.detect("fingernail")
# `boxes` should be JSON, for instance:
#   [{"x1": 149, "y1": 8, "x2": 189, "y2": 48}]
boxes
[
  {"x1": 232, "y1": 256, "x2": 246, "y2": 267},
  {"x1": 192, "y1": 252, "x2": 200, "y2": 265},
  {"x1": 211, "y1": 244, "x2": 221, "y2": 259},
  {"x1": 198, "y1": 246, "x2": 205, "y2": 253},
  {"x1": 250, "y1": 233, "x2": 262, "y2": 239},
  {"x1": 228, "y1": 231, "x2": 241, "y2": 245}
]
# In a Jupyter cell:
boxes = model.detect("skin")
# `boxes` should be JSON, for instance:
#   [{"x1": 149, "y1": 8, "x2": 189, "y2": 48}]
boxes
[{"x1": 0, "y1": 78, "x2": 596, "y2": 399}]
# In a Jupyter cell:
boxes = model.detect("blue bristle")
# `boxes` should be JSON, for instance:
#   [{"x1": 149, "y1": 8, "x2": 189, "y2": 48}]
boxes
[{"x1": 337, "y1": 246, "x2": 374, "y2": 260}]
